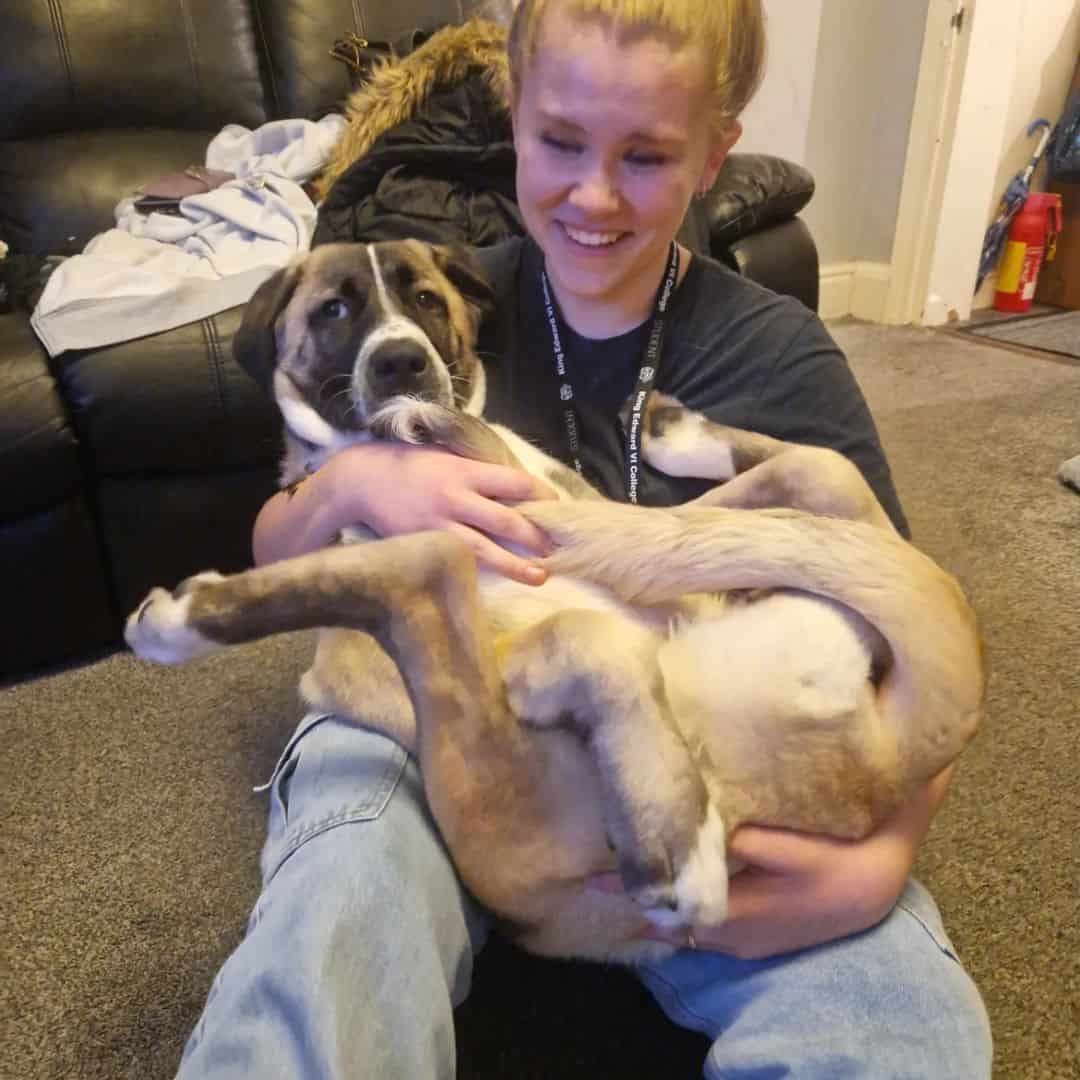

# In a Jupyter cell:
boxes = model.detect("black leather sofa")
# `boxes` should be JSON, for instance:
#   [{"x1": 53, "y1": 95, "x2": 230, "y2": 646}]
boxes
[{"x1": 0, "y1": 0, "x2": 818, "y2": 681}]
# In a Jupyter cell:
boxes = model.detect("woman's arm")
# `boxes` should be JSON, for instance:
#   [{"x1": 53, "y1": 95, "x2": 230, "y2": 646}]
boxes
[
  {"x1": 689, "y1": 766, "x2": 954, "y2": 959},
  {"x1": 253, "y1": 441, "x2": 557, "y2": 584},
  {"x1": 618, "y1": 766, "x2": 954, "y2": 958}
]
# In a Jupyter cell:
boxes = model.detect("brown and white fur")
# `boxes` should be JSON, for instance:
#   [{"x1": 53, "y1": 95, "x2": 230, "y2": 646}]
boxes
[{"x1": 124, "y1": 241, "x2": 985, "y2": 963}]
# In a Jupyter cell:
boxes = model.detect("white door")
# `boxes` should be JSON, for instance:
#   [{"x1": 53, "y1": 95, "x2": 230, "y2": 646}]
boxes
[{"x1": 884, "y1": 0, "x2": 971, "y2": 325}]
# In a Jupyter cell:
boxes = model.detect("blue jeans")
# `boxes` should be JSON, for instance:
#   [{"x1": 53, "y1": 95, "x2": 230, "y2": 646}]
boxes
[{"x1": 177, "y1": 715, "x2": 992, "y2": 1079}]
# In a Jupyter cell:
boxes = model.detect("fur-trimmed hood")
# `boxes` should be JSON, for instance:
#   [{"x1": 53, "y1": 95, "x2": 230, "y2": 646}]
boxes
[
  {"x1": 311, "y1": 18, "x2": 523, "y2": 253},
  {"x1": 315, "y1": 18, "x2": 511, "y2": 200}
]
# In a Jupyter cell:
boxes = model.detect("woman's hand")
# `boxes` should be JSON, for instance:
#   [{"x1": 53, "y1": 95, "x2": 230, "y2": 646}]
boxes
[
  {"x1": 253, "y1": 441, "x2": 558, "y2": 584},
  {"x1": 592, "y1": 767, "x2": 954, "y2": 959}
]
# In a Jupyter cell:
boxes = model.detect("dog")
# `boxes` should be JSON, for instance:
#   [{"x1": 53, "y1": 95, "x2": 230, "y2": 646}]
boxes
[{"x1": 124, "y1": 241, "x2": 985, "y2": 963}]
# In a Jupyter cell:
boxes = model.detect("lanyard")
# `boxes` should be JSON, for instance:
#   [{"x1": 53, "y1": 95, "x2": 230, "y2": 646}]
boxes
[{"x1": 539, "y1": 241, "x2": 680, "y2": 504}]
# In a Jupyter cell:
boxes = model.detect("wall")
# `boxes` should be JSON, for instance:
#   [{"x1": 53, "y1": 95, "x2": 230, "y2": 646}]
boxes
[
  {"x1": 801, "y1": 0, "x2": 929, "y2": 267},
  {"x1": 736, "y1": 0, "x2": 930, "y2": 320},
  {"x1": 736, "y1": 0, "x2": 823, "y2": 165}
]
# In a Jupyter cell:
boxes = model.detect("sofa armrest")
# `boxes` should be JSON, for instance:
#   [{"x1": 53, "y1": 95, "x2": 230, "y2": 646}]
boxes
[
  {"x1": 725, "y1": 217, "x2": 820, "y2": 312},
  {"x1": 700, "y1": 153, "x2": 815, "y2": 249}
]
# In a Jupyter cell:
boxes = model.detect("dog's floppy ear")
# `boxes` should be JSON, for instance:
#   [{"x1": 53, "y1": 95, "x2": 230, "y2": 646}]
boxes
[
  {"x1": 430, "y1": 244, "x2": 496, "y2": 325},
  {"x1": 232, "y1": 263, "x2": 302, "y2": 395}
]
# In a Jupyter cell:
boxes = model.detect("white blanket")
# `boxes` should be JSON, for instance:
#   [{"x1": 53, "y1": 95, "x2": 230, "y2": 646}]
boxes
[{"x1": 31, "y1": 115, "x2": 346, "y2": 357}]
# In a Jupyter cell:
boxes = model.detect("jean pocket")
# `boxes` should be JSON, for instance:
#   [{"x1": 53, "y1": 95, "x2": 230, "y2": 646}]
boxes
[
  {"x1": 254, "y1": 710, "x2": 330, "y2": 826},
  {"x1": 258, "y1": 713, "x2": 409, "y2": 883}
]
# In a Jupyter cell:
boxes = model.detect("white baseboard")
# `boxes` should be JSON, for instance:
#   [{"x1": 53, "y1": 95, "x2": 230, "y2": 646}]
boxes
[{"x1": 819, "y1": 261, "x2": 892, "y2": 322}]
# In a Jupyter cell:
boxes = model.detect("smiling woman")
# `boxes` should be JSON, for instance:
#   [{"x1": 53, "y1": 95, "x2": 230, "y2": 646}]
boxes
[{"x1": 176, "y1": 2, "x2": 993, "y2": 1077}]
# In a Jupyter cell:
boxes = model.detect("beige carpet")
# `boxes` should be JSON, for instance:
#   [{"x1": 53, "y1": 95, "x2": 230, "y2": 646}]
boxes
[{"x1": 3, "y1": 320, "x2": 1079, "y2": 1079}]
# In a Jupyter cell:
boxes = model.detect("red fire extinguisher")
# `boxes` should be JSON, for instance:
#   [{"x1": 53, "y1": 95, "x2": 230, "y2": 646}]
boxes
[{"x1": 994, "y1": 192, "x2": 1064, "y2": 313}]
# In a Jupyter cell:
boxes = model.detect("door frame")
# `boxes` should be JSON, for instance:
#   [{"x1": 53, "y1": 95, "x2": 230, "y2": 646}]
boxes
[{"x1": 885, "y1": 0, "x2": 1027, "y2": 325}]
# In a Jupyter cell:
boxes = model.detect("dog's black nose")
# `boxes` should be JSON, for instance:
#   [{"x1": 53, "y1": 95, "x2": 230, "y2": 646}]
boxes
[{"x1": 369, "y1": 341, "x2": 431, "y2": 395}]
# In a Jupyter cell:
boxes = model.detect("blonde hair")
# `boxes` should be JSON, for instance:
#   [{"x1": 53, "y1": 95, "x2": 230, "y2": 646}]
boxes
[{"x1": 507, "y1": 0, "x2": 765, "y2": 132}]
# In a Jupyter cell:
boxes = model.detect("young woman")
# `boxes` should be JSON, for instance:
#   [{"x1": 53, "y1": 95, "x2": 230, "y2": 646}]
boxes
[{"x1": 178, "y1": 1, "x2": 992, "y2": 1075}]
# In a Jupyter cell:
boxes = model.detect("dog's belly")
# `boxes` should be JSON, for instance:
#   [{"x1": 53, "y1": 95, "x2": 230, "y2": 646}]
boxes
[{"x1": 658, "y1": 589, "x2": 893, "y2": 835}]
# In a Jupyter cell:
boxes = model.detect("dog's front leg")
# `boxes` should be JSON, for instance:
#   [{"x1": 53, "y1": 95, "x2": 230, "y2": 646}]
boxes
[
  {"x1": 500, "y1": 609, "x2": 728, "y2": 929},
  {"x1": 642, "y1": 393, "x2": 893, "y2": 529},
  {"x1": 125, "y1": 534, "x2": 576, "y2": 929}
]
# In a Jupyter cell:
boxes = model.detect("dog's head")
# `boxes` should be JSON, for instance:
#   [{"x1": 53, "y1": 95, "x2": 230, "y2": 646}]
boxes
[{"x1": 234, "y1": 240, "x2": 496, "y2": 448}]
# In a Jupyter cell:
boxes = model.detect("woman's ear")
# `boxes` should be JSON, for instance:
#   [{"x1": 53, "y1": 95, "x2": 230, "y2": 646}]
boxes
[{"x1": 699, "y1": 120, "x2": 743, "y2": 194}]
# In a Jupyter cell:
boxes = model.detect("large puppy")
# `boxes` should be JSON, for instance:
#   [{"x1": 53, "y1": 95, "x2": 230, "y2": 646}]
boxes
[{"x1": 125, "y1": 241, "x2": 985, "y2": 963}]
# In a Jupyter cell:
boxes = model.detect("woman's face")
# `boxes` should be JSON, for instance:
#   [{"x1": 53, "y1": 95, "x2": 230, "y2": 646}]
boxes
[{"x1": 511, "y1": 8, "x2": 739, "y2": 332}]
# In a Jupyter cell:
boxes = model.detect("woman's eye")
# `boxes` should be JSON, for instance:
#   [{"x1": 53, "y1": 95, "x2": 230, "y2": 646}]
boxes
[
  {"x1": 320, "y1": 299, "x2": 348, "y2": 319},
  {"x1": 626, "y1": 151, "x2": 668, "y2": 168},
  {"x1": 541, "y1": 134, "x2": 582, "y2": 155}
]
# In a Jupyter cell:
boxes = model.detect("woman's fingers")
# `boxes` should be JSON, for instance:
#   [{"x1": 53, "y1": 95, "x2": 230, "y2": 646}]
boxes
[
  {"x1": 472, "y1": 462, "x2": 560, "y2": 504},
  {"x1": 446, "y1": 524, "x2": 548, "y2": 586},
  {"x1": 455, "y1": 491, "x2": 553, "y2": 556}
]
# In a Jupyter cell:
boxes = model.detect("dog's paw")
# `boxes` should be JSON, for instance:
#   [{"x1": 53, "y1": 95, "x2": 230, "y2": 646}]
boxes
[
  {"x1": 124, "y1": 572, "x2": 225, "y2": 664},
  {"x1": 631, "y1": 804, "x2": 729, "y2": 929},
  {"x1": 501, "y1": 642, "x2": 575, "y2": 729},
  {"x1": 369, "y1": 397, "x2": 449, "y2": 445},
  {"x1": 1058, "y1": 453, "x2": 1080, "y2": 493},
  {"x1": 669, "y1": 803, "x2": 729, "y2": 926},
  {"x1": 642, "y1": 394, "x2": 737, "y2": 481}
]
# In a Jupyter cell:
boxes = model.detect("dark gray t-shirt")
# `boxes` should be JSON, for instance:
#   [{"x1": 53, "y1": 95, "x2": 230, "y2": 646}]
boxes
[{"x1": 475, "y1": 237, "x2": 908, "y2": 536}]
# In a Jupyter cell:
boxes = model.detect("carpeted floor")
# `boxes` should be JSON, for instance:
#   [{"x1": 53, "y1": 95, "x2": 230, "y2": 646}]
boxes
[
  {"x1": 3, "y1": 320, "x2": 1079, "y2": 1080},
  {"x1": 959, "y1": 307, "x2": 1080, "y2": 361}
]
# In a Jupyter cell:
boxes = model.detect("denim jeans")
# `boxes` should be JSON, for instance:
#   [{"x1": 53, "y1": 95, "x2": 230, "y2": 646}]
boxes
[{"x1": 177, "y1": 714, "x2": 992, "y2": 1079}]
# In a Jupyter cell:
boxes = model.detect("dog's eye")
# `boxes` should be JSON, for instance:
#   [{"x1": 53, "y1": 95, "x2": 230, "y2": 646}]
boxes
[
  {"x1": 319, "y1": 299, "x2": 349, "y2": 320},
  {"x1": 415, "y1": 290, "x2": 443, "y2": 311}
]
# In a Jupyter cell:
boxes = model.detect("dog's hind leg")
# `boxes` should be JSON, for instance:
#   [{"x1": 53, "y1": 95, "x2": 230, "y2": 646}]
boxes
[
  {"x1": 500, "y1": 609, "x2": 727, "y2": 928},
  {"x1": 642, "y1": 393, "x2": 894, "y2": 529}
]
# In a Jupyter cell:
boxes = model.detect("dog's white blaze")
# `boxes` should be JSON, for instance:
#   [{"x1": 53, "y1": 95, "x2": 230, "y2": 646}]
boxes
[
  {"x1": 359, "y1": 247, "x2": 453, "y2": 404},
  {"x1": 366, "y1": 243, "x2": 399, "y2": 316}
]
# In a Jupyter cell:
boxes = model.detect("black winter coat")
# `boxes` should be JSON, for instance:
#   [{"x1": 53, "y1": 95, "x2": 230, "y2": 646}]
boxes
[{"x1": 313, "y1": 72, "x2": 524, "y2": 250}]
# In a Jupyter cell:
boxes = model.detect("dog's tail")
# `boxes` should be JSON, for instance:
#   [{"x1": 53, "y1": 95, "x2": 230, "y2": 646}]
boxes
[{"x1": 526, "y1": 500, "x2": 986, "y2": 779}]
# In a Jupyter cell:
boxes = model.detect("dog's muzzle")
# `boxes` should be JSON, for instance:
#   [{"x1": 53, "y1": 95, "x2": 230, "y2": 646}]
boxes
[{"x1": 365, "y1": 340, "x2": 441, "y2": 401}]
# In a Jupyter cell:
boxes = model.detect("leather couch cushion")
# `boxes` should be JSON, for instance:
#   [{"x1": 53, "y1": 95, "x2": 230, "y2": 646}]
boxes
[
  {"x1": 259, "y1": 0, "x2": 485, "y2": 119},
  {"x1": 97, "y1": 467, "x2": 278, "y2": 617},
  {"x1": 2, "y1": 496, "x2": 116, "y2": 678},
  {"x1": 54, "y1": 307, "x2": 282, "y2": 476},
  {"x1": 1, "y1": 129, "x2": 217, "y2": 257},
  {"x1": 2, "y1": 0, "x2": 267, "y2": 141},
  {"x1": 727, "y1": 217, "x2": 820, "y2": 313},
  {"x1": 0, "y1": 315, "x2": 83, "y2": 523}
]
